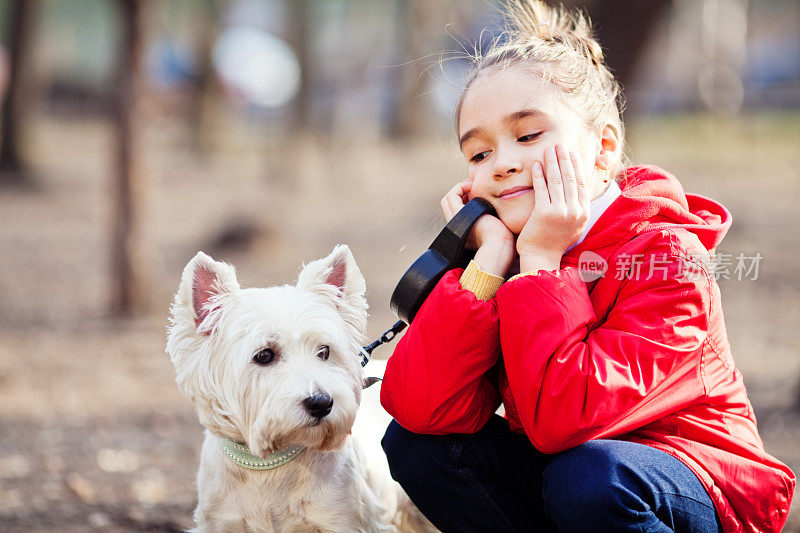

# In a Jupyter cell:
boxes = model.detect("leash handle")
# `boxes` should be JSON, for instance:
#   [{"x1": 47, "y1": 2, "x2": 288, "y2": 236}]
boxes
[
  {"x1": 361, "y1": 199, "x2": 494, "y2": 366},
  {"x1": 390, "y1": 198, "x2": 495, "y2": 324}
]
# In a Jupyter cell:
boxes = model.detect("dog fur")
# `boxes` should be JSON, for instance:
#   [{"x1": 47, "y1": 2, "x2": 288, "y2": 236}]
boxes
[{"x1": 166, "y1": 246, "x2": 434, "y2": 532}]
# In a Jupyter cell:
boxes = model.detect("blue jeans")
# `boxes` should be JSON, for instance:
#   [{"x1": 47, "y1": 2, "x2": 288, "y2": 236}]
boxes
[{"x1": 382, "y1": 416, "x2": 722, "y2": 532}]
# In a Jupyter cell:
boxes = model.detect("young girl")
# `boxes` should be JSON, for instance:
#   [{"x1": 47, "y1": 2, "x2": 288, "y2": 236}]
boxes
[{"x1": 379, "y1": 1, "x2": 795, "y2": 532}]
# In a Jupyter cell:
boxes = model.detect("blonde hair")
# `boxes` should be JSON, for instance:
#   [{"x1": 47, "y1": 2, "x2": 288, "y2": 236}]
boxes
[{"x1": 456, "y1": 0, "x2": 625, "y2": 178}]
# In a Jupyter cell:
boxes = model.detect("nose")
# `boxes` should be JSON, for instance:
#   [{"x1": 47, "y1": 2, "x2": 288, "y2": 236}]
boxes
[
  {"x1": 303, "y1": 393, "x2": 333, "y2": 419},
  {"x1": 492, "y1": 145, "x2": 522, "y2": 180}
]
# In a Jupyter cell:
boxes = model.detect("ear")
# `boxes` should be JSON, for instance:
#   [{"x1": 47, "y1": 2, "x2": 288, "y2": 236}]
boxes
[
  {"x1": 296, "y1": 245, "x2": 368, "y2": 339},
  {"x1": 595, "y1": 123, "x2": 621, "y2": 171},
  {"x1": 173, "y1": 251, "x2": 239, "y2": 335}
]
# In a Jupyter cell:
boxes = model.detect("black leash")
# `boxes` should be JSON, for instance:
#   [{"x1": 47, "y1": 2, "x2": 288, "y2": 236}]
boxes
[
  {"x1": 360, "y1": 320, "x2": 407, "y2": 389},
  {"x1": 358, "y1": 198, "x2": 493, "y2": 385},
  {"x1": 360, "y1": 320, "x2": 407, "y2": 367}
]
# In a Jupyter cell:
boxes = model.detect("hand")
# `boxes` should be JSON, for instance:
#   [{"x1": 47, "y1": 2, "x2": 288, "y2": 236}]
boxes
[
  {"x1": 441, "y1": 179, "x2": 515, "y2": 277},
  {"x1": 441, "y1": 178, "x2": 515, "y2": 250},
  {"x1": 517, "y1": 144, "x2": 590, "y2": 272}
]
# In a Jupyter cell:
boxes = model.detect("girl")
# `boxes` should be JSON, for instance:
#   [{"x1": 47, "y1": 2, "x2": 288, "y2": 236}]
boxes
[{"x1": 379, "y1": 1, "x2": 795, "y2": 532}]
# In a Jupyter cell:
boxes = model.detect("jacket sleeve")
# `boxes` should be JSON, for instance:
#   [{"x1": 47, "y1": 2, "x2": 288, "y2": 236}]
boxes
[
  {"x1": 380, "y1": 269, "x2": 502, "y2": 434},
  {"x1": 495, "y1": 246, "x2": 711, "y2": 454}
]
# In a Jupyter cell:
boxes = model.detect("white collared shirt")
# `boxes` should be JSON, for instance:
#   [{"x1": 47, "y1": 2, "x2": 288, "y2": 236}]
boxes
[{"x1": 565, "y1": 180, "x2": 622, "y2": 252}]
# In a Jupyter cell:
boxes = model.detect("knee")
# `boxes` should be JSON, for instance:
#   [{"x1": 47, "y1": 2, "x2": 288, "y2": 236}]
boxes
[
  {"x1": 543, "y1": 440, "x2": 644, "y2": 527},
  {"x1": 381, "y1": 420, "x2": 411, "y2": 470},
  {"x1": 381, "y1": 420, "x2": 435, "y2": 486}
]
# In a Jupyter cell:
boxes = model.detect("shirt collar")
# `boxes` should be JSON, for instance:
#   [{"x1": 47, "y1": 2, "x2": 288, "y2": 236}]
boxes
[{"x1": 565, "y1": 180, "x2": 622, "y2": 252}]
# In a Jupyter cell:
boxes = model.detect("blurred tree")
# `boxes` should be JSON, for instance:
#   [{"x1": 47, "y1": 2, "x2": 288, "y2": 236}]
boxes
[
  {"x1": 287, "y1": 0, "x2": 314, "y2": 132},
  {"x1": 578, "y1": 0, "x2": 671, "y2": 92},
  {"x1": 189, "y1": 0, "x2": 221, "y2": 153},
  {"x1": 110, "y1": 0, "x2": 147, "y2": 316},
  {"x1": 385, "y1": 0, "x2": 445, "y2": 138},
  {"x1": 698, "y1": 0, "x2": 748, "y2": 114},
  {"x1": 0, "y1": 0, "x2": 35, "y2": 187},
  {"x1": 384, "y1": 0, "x2": 414, "y2": 137}
]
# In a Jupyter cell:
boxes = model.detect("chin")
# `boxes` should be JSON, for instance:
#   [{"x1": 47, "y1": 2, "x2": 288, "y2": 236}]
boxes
[
  {"x1": 496, "y1": 211, "x2": 528, "y2": 236},
  {"x1": 494, "y1": 200, "x2": 533, "y2": 236}
]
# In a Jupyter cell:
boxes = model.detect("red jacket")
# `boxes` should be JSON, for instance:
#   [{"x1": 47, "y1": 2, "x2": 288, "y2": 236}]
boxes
[{"x1": 381, "y1": 166, "x2": 795, "y2": 532}]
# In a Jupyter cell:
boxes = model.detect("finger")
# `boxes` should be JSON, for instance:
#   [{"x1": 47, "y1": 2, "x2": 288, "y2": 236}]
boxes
[
  {"x1": 461, "y1": 179, "x2": 474, "y2": 203},
  {"x1": 570, "y1": 151, "x2": 590, "y2": 208},
  {"x1": 449, "y1": 180, "x2": 467, "y2": 197},
  {"x1": 440, "y1": 196, "x2": 452, "y2": 221},
  {"x1": 443, "y1": 181, "x2": 467, "y2": 204},
  {"x1": 446, "y1": 193, "x2": 464, "y2": 215},
  {"x1": 544, "y1": 146, "x2": 564, "y2": 208},
  {"x1": 532, "y1": 161, "x2": 550, "y2": 207},
  {"x1": 557, "y1": 144, "x2": 579, "y2": 208},
  {"x1": 441, "y1": 183, "x2": 464, "y2": 220},
  {"x1": 442, "y1": 195, "x2": 458, "y2": 220},
  {"x1": 443, "y1": 184, "x2": 469, "y2": 220}
]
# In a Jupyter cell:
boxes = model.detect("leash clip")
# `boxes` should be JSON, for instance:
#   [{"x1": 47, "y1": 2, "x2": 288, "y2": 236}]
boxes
[
  {"x1": 359, "y1": 320, "x2": 407, "y2": 387},
  {"x1": 360, "y1": 320, "x2": 407, "y2": 367}
]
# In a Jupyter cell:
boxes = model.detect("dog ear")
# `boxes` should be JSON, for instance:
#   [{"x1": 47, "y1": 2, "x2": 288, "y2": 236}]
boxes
[
  {"x1": 174, "y1": 251, "x2": 240, "y2": 335},
  {"x1": 297, "y1": 245, "x2": 368, "y2": 339}
]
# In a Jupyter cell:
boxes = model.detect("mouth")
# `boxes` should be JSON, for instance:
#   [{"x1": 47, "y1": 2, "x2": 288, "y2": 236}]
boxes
[{"x1": 497, "y1": 186, "x2": 533, "y2": 199}]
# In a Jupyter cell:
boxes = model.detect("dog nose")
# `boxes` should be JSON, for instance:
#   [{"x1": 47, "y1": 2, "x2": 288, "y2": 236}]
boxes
[{"x1": 303, "y1": 393, "x2": 333, "y2": 418}]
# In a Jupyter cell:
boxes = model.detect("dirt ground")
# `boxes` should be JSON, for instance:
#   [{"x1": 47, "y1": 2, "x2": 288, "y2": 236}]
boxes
[{"x1": 0, "y1": 111, "x2": 798, "y2": 531}]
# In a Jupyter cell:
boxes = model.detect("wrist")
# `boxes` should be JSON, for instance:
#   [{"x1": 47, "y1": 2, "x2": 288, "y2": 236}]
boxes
[
  {"x1": 518, "y1": 250, "x2": 562, "y2": 273},
  {"x1": 473, "y1": 239, "x2": 516, "y2": 277}
]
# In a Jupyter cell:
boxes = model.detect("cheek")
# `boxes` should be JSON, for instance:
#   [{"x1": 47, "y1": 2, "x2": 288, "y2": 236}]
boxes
[
  {"x1": 469, "y1": 175, "x2": 492, "y2": 201},
  {"x1": 576, "y1": 135, "x2": 600, "y2": 170},
  {"x1": 502, "y1": 201, "x2": 534, "y2": 235}
]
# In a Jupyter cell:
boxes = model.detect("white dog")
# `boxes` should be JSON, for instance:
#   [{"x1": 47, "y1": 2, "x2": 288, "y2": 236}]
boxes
[{"x1": 166, "y1": 245, "x2": 435, "y2": 532}]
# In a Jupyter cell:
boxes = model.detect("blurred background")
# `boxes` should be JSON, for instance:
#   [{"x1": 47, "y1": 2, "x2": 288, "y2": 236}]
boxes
[{"x1": 0, "y1": 0, "x2": 797, "y2": 530}]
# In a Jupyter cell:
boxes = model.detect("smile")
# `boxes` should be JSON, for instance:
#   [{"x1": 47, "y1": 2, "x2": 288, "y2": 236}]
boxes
[{"x1": 498, "y1": 186, "x2": 533, "y2": 199}]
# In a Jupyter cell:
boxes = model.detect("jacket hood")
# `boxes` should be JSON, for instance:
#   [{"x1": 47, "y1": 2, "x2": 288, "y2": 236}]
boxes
[{"x1": 568, "y1": 165, "x2": 732, "y2": 256}]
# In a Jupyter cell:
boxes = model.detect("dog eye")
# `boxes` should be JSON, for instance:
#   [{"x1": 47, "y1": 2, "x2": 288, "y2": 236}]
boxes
[
  {"x1": 253, "y1": 348, "x2": 275, "y2": 366},
  {"x1": 317, "y1": 345, "x2": 330, "y2": 361}
]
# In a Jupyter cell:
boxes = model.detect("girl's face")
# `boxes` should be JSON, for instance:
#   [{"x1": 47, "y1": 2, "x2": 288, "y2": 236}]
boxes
[{"x1": 458, "y1": 66, "x2": 606, "y2": 235}]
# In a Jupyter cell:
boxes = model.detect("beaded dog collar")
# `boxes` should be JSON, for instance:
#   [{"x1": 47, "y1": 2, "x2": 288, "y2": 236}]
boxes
[{"x1": 218, "y1": 438, "x2": 305, "y2": 470}]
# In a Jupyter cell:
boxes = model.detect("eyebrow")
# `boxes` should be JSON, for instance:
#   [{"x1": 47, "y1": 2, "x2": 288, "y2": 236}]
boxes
[{"x1": 459, "y1": 108, "x2": 548, "y2": 149}]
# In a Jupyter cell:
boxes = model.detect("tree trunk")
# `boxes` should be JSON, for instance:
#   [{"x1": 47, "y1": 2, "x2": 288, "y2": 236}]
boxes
[
  {"x1": 585, "y1": 0, "x2": 672, "y2": 91},
  {"x1": 384, "y1": 0, "x2": 427, "y2": 138},
  {"x1": 698, "y1": 0, "x2": 749, "y2": 114},
  {"x1": 287, "y1": 0, "x2": 314, "y2": 133},
  {"x1": 0, "y1": 0, "x2": 35, "y2": 186},
  {"x1": 189, "y1": 0, "x2": 220, "y2": 153},
  {"x1": 110, "y1": 0, "x2": 146, "y2": 316}
]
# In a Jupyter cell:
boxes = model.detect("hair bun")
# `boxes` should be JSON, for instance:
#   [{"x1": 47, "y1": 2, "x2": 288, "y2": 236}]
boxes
[
  {"x1": 505, "y1": 0, "x2": 605, "y2": 67},
  {"x1": 575, "y1": 31, "x2": 604, "y2": 66},
  {"x1": 569, "y1": 13, "x2": 605, "y2": 66}
]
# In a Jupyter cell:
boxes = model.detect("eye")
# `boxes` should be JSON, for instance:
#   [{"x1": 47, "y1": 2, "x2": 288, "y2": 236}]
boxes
[
  {"x1": 470, "y1": 150, "x2": 490, "y2": 163},
  {"x1": 518, "y1": 132, "x2": 542, "y2": 143},
  {"x1": 253, "y1": 348, "x2": 275, "y2": 366},
  {"x1": 317, "y1": 345, "x2": 330, "y2": 361}
]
